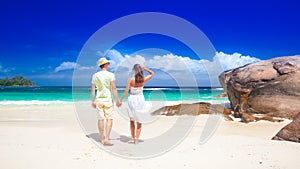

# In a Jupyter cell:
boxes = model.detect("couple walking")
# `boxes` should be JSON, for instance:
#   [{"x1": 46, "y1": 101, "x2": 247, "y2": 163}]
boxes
[{"x1": 91, "y1": 58, "x2": 154, "y2": 146}]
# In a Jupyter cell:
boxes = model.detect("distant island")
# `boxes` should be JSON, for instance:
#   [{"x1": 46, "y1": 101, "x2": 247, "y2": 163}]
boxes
[{"x1": 0, "y1": 75, "x2": 35, "y2": 86}]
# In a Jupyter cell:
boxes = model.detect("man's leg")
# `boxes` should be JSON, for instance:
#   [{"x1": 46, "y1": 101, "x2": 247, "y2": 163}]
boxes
[
  {"x1": 104, "y1": 119, "x2": 113, "y2": 146},
  {"x1": 98, "y1": 119, "x2": 105, "y2": 143}
]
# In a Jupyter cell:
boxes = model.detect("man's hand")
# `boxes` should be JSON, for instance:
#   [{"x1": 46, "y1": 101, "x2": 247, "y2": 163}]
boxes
[
  {"x1": 91, "y1": 101, "x2": 96, "y2": 109},
  {"x1": 116, "y1": 100, "x2": 122, "y2": 107}
]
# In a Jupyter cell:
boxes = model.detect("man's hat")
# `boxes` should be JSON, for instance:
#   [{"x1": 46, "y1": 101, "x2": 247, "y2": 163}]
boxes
[{"x1": 98, "y1": 57, "x2": 109, "y2": 66}]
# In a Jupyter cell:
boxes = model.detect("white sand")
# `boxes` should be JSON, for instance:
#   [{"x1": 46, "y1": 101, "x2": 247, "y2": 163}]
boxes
[{"x1": 0, "y1": 103, "x2": 299, "y2": 169}]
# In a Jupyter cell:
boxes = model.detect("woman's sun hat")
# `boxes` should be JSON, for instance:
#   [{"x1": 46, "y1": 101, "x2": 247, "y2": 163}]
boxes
[{"x1": 98, "y1": 57, "x2": 109, "y2": 66}]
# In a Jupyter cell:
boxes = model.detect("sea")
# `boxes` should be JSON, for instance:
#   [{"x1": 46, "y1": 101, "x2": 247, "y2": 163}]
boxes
[{"x1": 0, "y1": 86, "x2": 228, "y2": 105}]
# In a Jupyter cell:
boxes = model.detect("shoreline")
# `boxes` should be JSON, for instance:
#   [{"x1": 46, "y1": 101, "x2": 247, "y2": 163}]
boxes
[
  {"x1": 0, "y1": 99, "x2": 229, "y2": 106},
  {"x1": 0, "y1": 102, "x2": 299, "y2": 168}
]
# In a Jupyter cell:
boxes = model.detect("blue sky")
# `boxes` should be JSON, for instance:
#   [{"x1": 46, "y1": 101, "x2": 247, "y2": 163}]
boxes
[{"x1": 0, "y1": 0, "x2": 299, "y2": 86}]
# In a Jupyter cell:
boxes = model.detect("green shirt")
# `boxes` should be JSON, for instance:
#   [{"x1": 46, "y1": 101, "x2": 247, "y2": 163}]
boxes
[{"x1": 92, "y1": 71, "x2": 115, "y2": 101}]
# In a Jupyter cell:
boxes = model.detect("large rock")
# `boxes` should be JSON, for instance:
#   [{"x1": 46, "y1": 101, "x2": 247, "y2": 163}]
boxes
[
  {"x1": 272, "y1": 113, "x2": 300, "y2": 143},
  {"x1": 151, "y1": 102, "x2": 233, "y2": 121},
  {"x1": 219, "y1": 56, "x2": 300, "y2": 122}
]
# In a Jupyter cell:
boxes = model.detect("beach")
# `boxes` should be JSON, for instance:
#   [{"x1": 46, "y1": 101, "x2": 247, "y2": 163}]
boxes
[{"x1": 0, "y1": 103, "x2": 299, "y2": 169}]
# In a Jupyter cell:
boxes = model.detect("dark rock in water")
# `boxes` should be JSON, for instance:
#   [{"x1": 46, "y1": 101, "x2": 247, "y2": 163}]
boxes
[
  {"x1": 151, "y1": 102, "x2": 233, "y2": 121},
  {"x1": 216, "y1": 92, "x2": 228, "y2": 98},
  {"x1": 272, "y1": 113, "x2": 300, "y2": 143},
  {"x1": 219, "y1": 56, "x2": 300, "y2": 122}
]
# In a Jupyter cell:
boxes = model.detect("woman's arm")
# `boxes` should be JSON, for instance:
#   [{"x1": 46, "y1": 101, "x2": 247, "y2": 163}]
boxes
[
  {"x1": 120, "y1": 78, "x2": 132, "y2": 102},
  {"x1": 142, "y1": 66, "x2": 154, "y2": 83}
]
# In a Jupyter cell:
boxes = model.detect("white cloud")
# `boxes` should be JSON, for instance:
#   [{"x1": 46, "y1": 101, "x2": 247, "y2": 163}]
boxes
[
  {"x1": 55, "y1": 62, "x2": 76, "y2": 72},
  {"x1": 0, "y1": 64, "x2": 12, "y2": 73},
  {"x1": 121, "y1": 55, "x2": 146, "y2": 68},
  {"x1": 105, "y1": 49, "x2": 124, "y2": 63},
  {"x1": 92, "y1": 49, "x2": 261, "y2": 86},
  {"x1": 104, "y1": 49, "x2": 124, "y2": 70},
  {"x1": 216, "y1": 52, "x2": 260, "y2": 70},
  {"x1": 54, "y1": 62, "x2": 95, "y2": 72}
]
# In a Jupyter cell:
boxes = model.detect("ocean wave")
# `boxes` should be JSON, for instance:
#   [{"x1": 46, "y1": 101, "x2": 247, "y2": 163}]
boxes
[
  {"x1": 201, "y1": 96, "x2": 213, "y2": 98},
  {"x1": 0, "y1": 100, "x2": 73, "y2": 105},
  {"x1": 213, "y1": 88, "x2": 224, "y2": 90},
  {"x1": 144, "y1": 88, "x2": 172, "y2": 91}
]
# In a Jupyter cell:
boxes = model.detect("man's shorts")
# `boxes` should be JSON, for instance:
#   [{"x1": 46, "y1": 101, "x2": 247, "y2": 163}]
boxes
[{"x1": 95, "y1": 101, "x2": 115, "y2": 120}]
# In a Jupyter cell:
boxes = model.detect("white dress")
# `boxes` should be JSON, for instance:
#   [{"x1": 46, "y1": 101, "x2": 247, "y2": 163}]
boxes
[{"x1": 127, "y1": 87, "x2": 151, "y2": 123}]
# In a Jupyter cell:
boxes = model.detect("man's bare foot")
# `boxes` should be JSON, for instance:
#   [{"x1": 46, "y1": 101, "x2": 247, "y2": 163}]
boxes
[
  {"x1": 100, "y1": 137, "x2": 105, "y2": 144},
  {"x1": 103, "y1": 140, "x2": 114, "y2": 146}
]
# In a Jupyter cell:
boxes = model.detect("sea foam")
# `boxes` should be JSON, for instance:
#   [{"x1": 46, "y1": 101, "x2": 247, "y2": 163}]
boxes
[{"x1": 0, "y1": 100, "x2": 72, "y2": 106}]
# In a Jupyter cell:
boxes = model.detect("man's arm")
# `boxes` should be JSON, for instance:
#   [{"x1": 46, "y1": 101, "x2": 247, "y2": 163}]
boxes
[
  {"x1": 91, "y1": 84, "x2": 96, "y2": 108},
  {"x1": 111, "y1": 80, "x2": 121, "y2": 106}
]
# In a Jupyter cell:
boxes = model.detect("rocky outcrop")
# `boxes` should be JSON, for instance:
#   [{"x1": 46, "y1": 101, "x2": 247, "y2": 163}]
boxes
[
  {"x1": 216, "y1": 92, "x2": 228, "y2": 98},
  {"x1": 219, "y1": 56, "x2": 300, "y2": 122},
  {"x1": 272, "y1": 113, "x2": 300, "y2": 143},
  {"x1": 151, "y1": 102, "x2": 233, "y2": 121}
]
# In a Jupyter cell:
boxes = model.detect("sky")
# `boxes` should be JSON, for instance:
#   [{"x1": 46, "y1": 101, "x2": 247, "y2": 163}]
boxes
[{"x1": 0, "y1": 0, "x2": 299, "y2": 86}]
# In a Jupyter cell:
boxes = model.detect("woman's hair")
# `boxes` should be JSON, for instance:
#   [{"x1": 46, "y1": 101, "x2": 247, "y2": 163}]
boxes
[{"x1": 133, "y1": 64, "x2": 144, "y2": 84}]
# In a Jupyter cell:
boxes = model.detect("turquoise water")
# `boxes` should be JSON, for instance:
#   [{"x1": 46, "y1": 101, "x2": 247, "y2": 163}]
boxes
[{"x1": 0, "y1": 86, "x2": 228, "y2": 104}]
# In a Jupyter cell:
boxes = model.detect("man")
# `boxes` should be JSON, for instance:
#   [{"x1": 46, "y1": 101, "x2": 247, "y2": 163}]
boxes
[{"x1": 91, "y1": 57, "x2": 121, "y2": 146}]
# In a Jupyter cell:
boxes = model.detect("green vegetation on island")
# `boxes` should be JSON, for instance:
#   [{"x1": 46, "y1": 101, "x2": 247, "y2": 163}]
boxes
[{"x1": 0, "y1": 75, "x2": 35, "y2": 86}]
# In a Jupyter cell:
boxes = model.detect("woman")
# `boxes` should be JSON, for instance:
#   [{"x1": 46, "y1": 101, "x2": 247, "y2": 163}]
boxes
[{"x1": 120, "y1": 64, "x2": 154, "y2": 145}]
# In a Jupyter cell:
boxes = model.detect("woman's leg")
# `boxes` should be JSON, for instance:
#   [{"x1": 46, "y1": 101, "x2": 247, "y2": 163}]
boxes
[
  {"x1": 130, "y1": 120, "x2": 135, "y2": 142},
  {"x1": 135, "y1": 122, "x2": 142, "y2": 144}
]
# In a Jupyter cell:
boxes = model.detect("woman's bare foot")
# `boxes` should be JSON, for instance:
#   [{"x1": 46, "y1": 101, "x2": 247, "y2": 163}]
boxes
[{"x1": 128, "y1": 138, "x2": 135, "y2": 144}]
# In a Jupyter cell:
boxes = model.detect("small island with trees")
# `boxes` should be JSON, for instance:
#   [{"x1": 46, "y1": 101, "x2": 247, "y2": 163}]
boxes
[{"x1": 0, "y1": 75, "x2": 35, "y2": 86}]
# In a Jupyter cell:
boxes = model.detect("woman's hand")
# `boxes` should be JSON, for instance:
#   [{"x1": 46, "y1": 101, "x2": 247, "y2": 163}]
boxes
[{"x1": 116, "y1": 100, "x2": 122, "y2": 107}]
